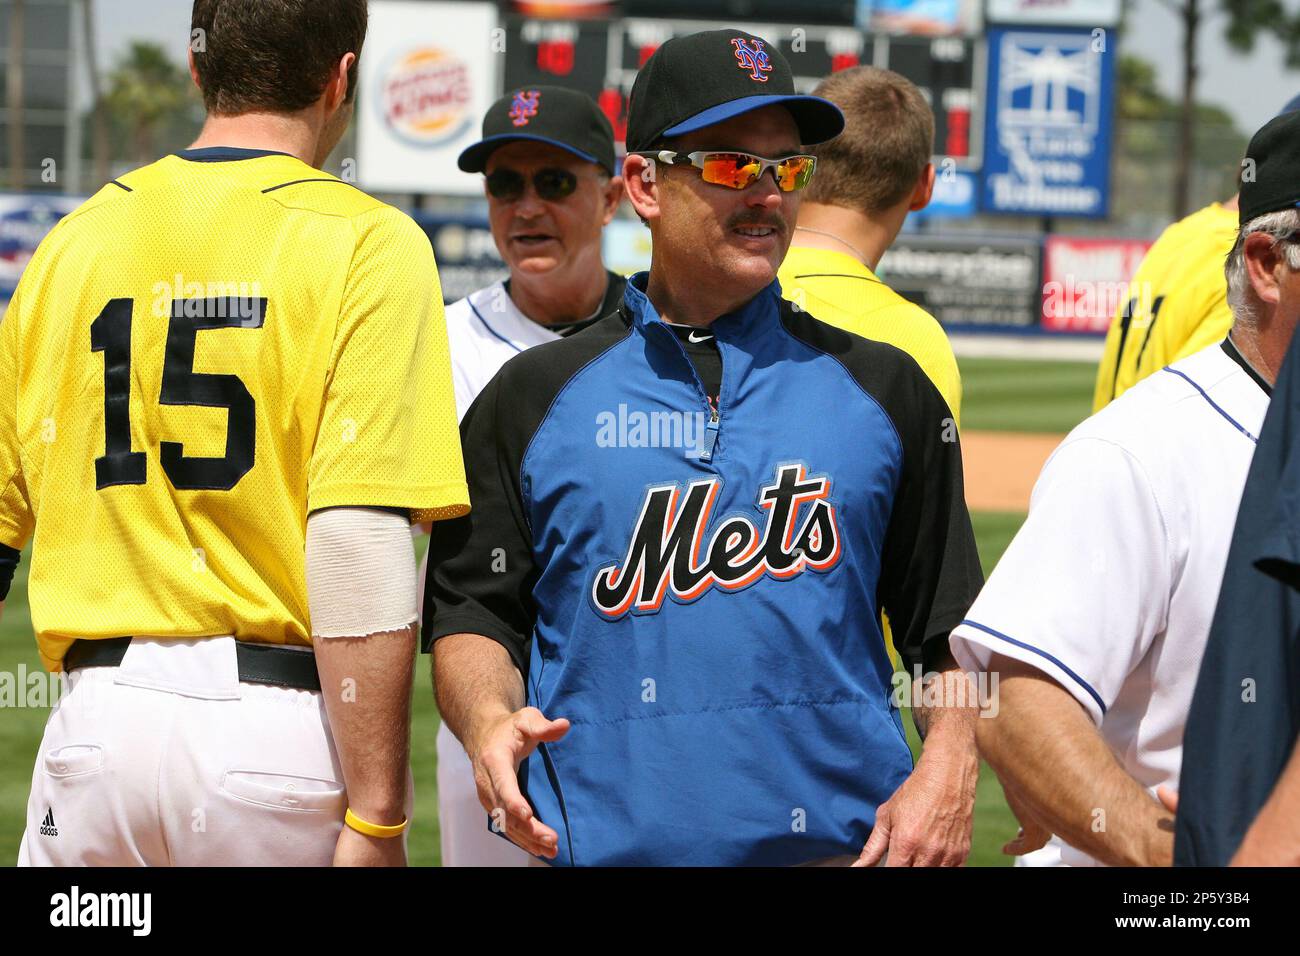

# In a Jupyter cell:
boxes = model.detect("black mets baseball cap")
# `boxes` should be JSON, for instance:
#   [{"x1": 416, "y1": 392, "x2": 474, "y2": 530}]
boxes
[
  {"x1": 1238, "y1": 110, "x2": 1300, "y2": 224},
  {"x1": 625, "y1": 29, "x2": 844, "y2": 152},
  {"x1": 458, "y1": 85, "x2": 616, "y2": 174}
]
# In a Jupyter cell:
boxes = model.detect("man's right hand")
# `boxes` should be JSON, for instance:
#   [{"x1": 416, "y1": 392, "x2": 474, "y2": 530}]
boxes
[{"x1": 471, "y1": 706, "x2": 570, "y2": 858}]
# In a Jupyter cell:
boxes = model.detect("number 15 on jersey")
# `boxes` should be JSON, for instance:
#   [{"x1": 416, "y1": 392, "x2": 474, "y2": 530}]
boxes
[{"x1": 90, "y1": 295, "x2": 266, "y2": 492}]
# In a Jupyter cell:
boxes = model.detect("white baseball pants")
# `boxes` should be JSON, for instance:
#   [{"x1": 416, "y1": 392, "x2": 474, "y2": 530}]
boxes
[{"x1": 17, "y1": 636, "x2": 406, "y2": 867}]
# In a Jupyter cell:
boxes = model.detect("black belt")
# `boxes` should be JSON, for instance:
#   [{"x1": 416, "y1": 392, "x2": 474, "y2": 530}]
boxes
[{"x1": 63, "y1": 637, "x2": 321, "y2": 692}]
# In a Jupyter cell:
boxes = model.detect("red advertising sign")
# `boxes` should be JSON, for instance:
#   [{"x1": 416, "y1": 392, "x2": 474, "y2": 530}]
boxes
[{"x1": 1041, "y1": 236, "x2": 1152, "y2": 333}]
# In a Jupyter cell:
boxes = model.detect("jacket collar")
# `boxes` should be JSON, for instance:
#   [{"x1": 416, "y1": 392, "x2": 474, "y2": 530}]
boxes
[{"x1": 620, "y1": 271, "x2": 785, "y2": 344}]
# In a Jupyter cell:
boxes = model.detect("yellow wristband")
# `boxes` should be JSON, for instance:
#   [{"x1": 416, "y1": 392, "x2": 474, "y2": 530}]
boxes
[{"x1": 344, "y1": 808, "x2": 408, "y2": 839}]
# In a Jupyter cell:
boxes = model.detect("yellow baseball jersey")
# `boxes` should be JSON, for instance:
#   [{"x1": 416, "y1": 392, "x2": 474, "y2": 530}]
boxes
[
  {"x1": 1093, "y1": 202, "x2": 1238, "y2": 411},
  {"x1": 779, "y1": 246, "x2": 962, "y2": 426},
  {"x1": 0, "y1": 147, "x2": 469, "y2": 671}
]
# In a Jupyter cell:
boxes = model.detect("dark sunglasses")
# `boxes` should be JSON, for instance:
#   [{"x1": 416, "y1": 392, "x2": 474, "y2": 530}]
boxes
[{"x1": 485, "y1": 167, "x2": 579, "y2": 202}]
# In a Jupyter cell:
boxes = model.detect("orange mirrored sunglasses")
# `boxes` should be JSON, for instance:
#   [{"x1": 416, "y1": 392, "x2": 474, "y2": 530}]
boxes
[{"x1": 639, "y1": 149, "x2": 817, "y2": 192}]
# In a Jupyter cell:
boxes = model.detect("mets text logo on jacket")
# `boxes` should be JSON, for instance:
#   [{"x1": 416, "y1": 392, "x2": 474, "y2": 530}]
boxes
[{"x1": 591, "y1": 463, "x2": 841, "y2": 618}]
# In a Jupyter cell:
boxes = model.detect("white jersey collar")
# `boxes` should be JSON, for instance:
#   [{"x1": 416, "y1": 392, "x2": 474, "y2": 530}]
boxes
[{"x1": 463, "y1": 280, "x2": 562, "y2": 354}]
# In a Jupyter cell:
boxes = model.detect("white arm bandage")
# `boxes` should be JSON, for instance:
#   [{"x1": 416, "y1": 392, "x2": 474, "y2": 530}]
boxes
[{"x1": 305, "y1": 507, "x2": 419, "y2": 639}]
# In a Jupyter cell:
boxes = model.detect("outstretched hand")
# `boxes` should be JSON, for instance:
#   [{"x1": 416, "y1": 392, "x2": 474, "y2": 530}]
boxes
[{"x1": 471, "y1": 706, "x2": 570, "y2": 858}]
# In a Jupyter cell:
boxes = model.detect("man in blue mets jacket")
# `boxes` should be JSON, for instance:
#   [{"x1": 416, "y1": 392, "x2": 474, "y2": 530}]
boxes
[{"x1": 424, "y1": 29, "x2": 984, "y2": 867}]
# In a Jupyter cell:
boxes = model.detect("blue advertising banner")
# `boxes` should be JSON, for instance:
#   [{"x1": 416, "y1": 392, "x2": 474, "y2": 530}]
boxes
[
  {"x1": 0, "y1": 194, "x2": 86, "y2": 299},
  {"x1": 909, "y1": 168, "x2": 978, "y2": 221},
  {"x1": 413, "y1": 213, "x2": 506, "y2": 304},
  {"x1": 980, "y1": 26, "x2": 1116, "y2": 217}
]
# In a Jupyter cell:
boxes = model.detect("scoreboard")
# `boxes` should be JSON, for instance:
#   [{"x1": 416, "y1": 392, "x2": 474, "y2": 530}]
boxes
[{"x1": 503, "y1": 17, "x2": 983, "y2": 169}]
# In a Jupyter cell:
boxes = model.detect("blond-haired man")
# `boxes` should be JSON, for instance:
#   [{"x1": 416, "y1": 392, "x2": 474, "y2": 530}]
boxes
[{"x1": 779, "y1": 65, "x2": 960, "y2": 424}]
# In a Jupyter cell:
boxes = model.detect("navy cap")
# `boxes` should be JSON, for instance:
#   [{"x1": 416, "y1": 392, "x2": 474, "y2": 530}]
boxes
[
  {"x1": 458, "y1": 86, "x2": 615, "y2": 174},
  {"x1": 1239, "y1": 110, "x2": 1300, "y2": 224},
  {"x1": 625, "y1": 29, "x2": 844, "y2": 152}
]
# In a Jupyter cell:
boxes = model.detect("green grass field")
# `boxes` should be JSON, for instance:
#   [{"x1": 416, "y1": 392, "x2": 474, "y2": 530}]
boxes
[
  {"x1": 0, "y1": 355, "x2": 1096, "y2": 867},
  {"x1": 961, "y1": 356, "x2": 1097, "y2": 434}
]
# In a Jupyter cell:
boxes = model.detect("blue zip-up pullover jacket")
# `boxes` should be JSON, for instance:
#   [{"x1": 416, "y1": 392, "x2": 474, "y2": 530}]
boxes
[{"x1": 425, "y1": 272, "x2": 981, "y2": 866}]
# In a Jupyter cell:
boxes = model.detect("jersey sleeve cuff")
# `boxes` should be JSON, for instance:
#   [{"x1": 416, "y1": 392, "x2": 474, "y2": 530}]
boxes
[
  {"x1": 423, "y1": 612, "x2": 529, "y2": 679},
  {"x1": 0, "y1": 519, "x2": 29, "y2": 553},
  {"x1": 308, "y1": 479, "x2": 469, "y2": 524},
  {"x1": 1254, "y1": 520, "x2": 1300, "y2": 592},
  {"x1": 950, "y1": 619, "x2": 1107, "y2": 726},
  {"x1": 1255, "y1": 554, "x2": 1300, "y2": 592}
]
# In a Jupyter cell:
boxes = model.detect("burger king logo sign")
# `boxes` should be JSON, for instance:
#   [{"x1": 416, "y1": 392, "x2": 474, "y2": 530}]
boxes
[{"x1": 379, "y1": 47, "x2": 473, "y2": 146}]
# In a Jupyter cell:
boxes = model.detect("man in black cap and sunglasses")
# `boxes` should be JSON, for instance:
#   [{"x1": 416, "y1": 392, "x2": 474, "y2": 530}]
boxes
[
  {"x1": 425, "y1": 30, "x2": 983, "y2": 867},
  {"x1": 425, "y1": 85, "x2": 625, "y2": 867},
  {"x1": 443, "y1": 86, "x2": 626, "y2": 419}
]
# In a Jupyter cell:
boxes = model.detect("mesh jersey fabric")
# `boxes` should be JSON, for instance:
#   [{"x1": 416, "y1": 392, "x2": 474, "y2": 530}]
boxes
[
  {"x1": 1093, "y1": 202, "x2": 1238, "y2": 411},
  {"x1": 778, "y1": 245, "x2": 962, "y2": 427},
  {"x1": 0, "y1": 150, "x2": 468, "y2": 669}
]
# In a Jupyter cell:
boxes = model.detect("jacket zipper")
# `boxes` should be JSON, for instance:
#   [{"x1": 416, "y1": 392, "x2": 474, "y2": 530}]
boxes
[
  {"x1": 700, "y1": 406, "x2": 720, "y2": 462},
  {"x1": 657, "y1": 324, "x2": 723, "y2": 463}
]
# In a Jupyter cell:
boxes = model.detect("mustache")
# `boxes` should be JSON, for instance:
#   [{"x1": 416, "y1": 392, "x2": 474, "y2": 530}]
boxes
[{"x1": 725, "y1": 214, "x2": 788, "y2": 233}]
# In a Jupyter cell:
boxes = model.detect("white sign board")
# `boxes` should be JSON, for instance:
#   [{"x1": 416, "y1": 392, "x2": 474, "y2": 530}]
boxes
[
  {"x1": 357, "y1": 1, "x2": 499, "y2": 195},
  {"x1": 986, "y1": 0, "x2": 1122, "y2": 27}
]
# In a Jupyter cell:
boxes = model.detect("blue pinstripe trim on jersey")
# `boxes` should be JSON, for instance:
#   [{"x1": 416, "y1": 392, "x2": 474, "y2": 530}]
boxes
[
  {"x1": 959, "y1": 619, "x2": 1107, "y2": 716},
  {"x1": 1161, "y1": 367, "x2": 1259, "y2": 444},
  {"x1": 468, "y1": 300, "x2": 524, "y2": 354}
]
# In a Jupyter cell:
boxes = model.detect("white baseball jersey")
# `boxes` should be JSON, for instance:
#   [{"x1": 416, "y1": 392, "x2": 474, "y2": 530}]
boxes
[
  {"x1": 444, "y1": 281, "x2": 564, "y2": 420},
  {"x1": 950, "y1": 340, "x2": 1270, "y2": 867}
]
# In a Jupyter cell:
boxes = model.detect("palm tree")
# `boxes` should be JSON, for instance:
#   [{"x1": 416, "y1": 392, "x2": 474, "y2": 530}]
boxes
[
  {"x1": 1155, "y1": 0, "x2": 1300, "y2": 218},
  {"x1": 104, "y1": 42, "x2": 190, "y2": 167}
]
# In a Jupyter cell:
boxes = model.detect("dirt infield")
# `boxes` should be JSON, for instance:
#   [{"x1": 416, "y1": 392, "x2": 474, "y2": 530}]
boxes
[{"x1": 962, "y1": 430, "x2": 1066, "y2": 512}]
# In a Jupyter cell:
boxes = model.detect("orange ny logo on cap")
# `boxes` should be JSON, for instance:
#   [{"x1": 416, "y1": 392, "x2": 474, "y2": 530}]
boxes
[{"x1": 731, "y1": 38, "x2": 772, "y2": 83}]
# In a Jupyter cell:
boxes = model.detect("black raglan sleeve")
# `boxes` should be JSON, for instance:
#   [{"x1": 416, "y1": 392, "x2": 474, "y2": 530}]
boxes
[
  {"x1": 421, "y1": 313, "x2": 632, "y2": 678},
  {"x1": 422, "y1": 369, "x2": 538, "y2": 677},
  {"x1": 875, "y1": 364, "x2": 984, "y2": 673},
  {"x1": 780, "y1": 304, "x2": 982, "y2": 674}
]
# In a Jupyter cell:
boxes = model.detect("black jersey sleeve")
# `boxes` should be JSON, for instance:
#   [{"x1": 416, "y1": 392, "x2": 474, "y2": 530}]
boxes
[
  {"x1": 422, "y1": 311, "x2": 633, "y2": 677},
  {"x1": 780, "y1": 303, "x2": 983, "y2": 673},
  {"x1": 421, "y1": 371, "x2": 537, "y2": 676},
  {"x1": 0, "y1": 543, "x2": 19, "y2": 601},
  {"x1": 875, "y1": 366, "x2": 983, "y2": 673}
]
